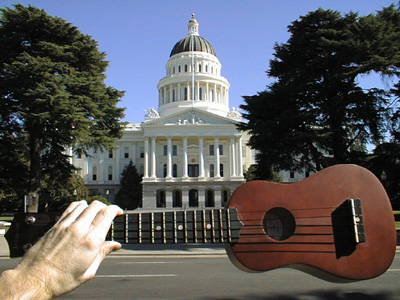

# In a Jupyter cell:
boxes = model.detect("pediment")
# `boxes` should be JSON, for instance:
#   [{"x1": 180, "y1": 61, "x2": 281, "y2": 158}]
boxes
[{"x1": 142, "y1": 108, "x2": 238, "y2": 127}]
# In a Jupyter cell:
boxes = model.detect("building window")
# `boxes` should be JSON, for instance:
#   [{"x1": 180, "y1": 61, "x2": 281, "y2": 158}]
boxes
[
  {"x1": 198, "y1": 64, "x2": 202, "y2": 72},
  {"x1": 209, "y1": 145, "x2": 214, "y2": 155},
  {"x1": 173, "y1": 67, "x2": 175, "y2": 74},
  {"x1": 189, "y1": 189, "x2": 198, "y2": 207},
  {"x1": 188, "y1": 164, "x2": 199, "y2": 177},
  {"x1": 199, "y1": 87, "x2": 203, "y2": 100},
  {"x1": 124, "y1": 147, "x2": 129, "y2": 158},
  {"x1": 206, "y1": 190, "x2": 214, "y2": 207},
  {"x1": 163, "y1": 145, "x2": 167, "y2": 156},
  {"x1": 210, "y1": 89, "x2": 214, "y2": 102},
  {"x1": 305, "y1": 171, "x2": 310, "y2": 178},
  {"x1": 220, "y1": 164, "x2": 224, "y2": 177},
  {"x1": 157, "y1": 190, "x2": 166, "y2": 208},
  {"x1": 178, "y1": 65, "x2": 181, "y2": 72},
  {"x1": 290, "y1": 171, "x2": 295, "y2": 179},
  {"x1": 173, "y1": 190, "x2": 182, "y2": 207},
  {"x1": 210, "y1": 164, "x2": 214, "y2": 177},
  {"x1": 92, "y1": 166, "x2": 97, "y2": 181},
  {"x1": 222, "y1": 189, "x2": 229, "y2": 206},
  {"x1": 184, "y1": 87, "x2": 188, "y2": 100},
  {"x1": 205, "y1": 65, "x2": 208, "y2": 73},
  {"x1": 173, "y1": 164, "x2": 178, "y2": 177},
  {"x1": 108, "y1": 150, "x2": 113, "y2": 158},
  {"x1": 172, "y1": 145, "x2": 177, "y2": 156},
  {"x1": 76, "y1": 152, "x2": 82, "y2": 159},
  {"x1": 163, "y1": 164, "x2": 167, "y2": 178},
  {"x1": 185, "y1": 64, "x2": 188, "y2": 72},
  {"x1": 140, "y1": 147, "x2": 144, "y2": 158},
  {"x1": 108, "y1": 166, "x2": 113, "y2": 181}
]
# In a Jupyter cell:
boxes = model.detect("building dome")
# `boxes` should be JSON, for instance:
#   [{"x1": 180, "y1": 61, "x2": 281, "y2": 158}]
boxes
[
  {"x1": 170, "y1": 14, "x2": 217, "y2": 57},
  {"x1": 156, "y1": 14, "x2": 230, "y2": 119}
]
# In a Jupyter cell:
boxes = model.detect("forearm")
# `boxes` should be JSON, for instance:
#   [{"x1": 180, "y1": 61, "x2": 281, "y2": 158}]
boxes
[{"x1": 0, "y1": 269, "x2": 51, "y2": 300}]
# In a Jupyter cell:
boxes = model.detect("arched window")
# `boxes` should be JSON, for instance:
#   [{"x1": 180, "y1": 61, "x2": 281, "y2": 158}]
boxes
[
  {"x1": 108, "y1": 166, "x2": 113, "y2": 180},
  {"x1": 92, "y1": 166, "x2": 97, "y2": 181},
  {"x1": 206, "y1": 189, "x2": 214, "y2": 207},
  {"x1": 222, "y1": 189, "x2": 230, "y2": 207},
  {"x1": 198, "y1": 64, "x2": 202, "y2": 72},
  {"x1": 157, "y1": 190, "x2": 166, "y2": 208},
  {"x1": 189, "y1": 189, "x2": 198, "y2": 207},
  {"x1": 163, "y1": 164, "x2": 167, "y2": 178},
  {"x1": 173, "y1": 190, "x2": 182, "y2": 207}
]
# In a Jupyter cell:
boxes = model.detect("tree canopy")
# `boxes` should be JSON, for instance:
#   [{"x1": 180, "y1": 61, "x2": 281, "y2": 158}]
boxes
[
  {"x1": 239, "y1": 6, "x2": 399, "y2": 206},
  {"x1": 0, "y1": 5, "x2": 125, "y2": 211}
]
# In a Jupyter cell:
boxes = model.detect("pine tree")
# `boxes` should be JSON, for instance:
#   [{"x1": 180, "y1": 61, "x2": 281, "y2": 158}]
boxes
[
  {"x1": 115, "y1": 161, "x2": 142, "y2": 210},
  {"x1": 240, "y1": 6, "x2": 400, "y2": 174},
  {"x1": 0, "y1": 5, "x2": 125, "y2": 211}
]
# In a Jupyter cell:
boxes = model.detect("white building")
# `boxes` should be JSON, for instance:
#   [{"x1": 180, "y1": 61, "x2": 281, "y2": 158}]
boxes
[{"x1": 71, "y1": 15, "x2": 255, "y2": 209}]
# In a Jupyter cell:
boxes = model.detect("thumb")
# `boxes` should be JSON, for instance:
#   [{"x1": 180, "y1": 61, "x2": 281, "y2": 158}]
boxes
[{"x1": 82, "y1": 241, "x2": 122, "y2": 281}]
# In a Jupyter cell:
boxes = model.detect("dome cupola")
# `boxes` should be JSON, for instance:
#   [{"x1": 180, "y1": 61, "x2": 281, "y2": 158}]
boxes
[{"x1": 170, "y1": 14, "x2": 216, "y2": 57}]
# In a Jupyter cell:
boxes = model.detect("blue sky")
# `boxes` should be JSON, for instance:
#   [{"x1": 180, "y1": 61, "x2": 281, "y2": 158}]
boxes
[{"x1": 1, "y1": 0, "x2": 395, "y2": 122}]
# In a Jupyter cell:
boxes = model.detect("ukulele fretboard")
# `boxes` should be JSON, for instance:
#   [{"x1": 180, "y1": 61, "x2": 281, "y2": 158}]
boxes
[{"x1": 107, "y1": 208, "x2": 242, "y2": 244}]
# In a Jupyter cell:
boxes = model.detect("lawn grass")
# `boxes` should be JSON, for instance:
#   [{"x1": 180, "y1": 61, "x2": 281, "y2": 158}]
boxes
[{"x1": 394, "y1": 211, "x2": 400, "y2": 229}]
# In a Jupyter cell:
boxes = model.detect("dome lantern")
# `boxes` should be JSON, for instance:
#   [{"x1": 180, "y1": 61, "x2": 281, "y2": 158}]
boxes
[{"x1": 188, "y1": 13, "x2": 199, "y2": 36}]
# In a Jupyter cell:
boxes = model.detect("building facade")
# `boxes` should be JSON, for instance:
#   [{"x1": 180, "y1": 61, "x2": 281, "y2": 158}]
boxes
[{"x1": 71, "y1": 15, "x2": 255, "y2": 209}]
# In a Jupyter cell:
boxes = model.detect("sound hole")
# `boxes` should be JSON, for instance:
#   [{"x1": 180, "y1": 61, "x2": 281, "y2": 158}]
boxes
[{"x1": 263, "y1": 208, "x2": 295, "y2": 241}]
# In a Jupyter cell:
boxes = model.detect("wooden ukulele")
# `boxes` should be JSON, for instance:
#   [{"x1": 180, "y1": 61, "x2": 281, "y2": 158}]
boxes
[{"x1": 5, "y1": 164, "x2": 397, "y2": 282}]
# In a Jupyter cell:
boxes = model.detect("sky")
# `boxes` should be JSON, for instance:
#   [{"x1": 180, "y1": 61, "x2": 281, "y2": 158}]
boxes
[{"x1": 1, "y1": 0, "x2": 396, "y2": 122}]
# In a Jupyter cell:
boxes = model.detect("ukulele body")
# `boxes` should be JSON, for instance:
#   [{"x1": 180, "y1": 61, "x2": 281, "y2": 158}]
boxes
[{"x1": 225, "y1": 164, "x2": 396, "y2": 282}]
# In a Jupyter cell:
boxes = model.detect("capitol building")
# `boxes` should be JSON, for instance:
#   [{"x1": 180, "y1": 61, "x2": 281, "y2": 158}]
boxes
[{"x1": 71, "y1": 15, "x2": 256, "y2": 209}]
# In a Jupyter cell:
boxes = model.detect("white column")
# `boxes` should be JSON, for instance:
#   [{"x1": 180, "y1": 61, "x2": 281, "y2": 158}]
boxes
[
  {"x1": 144, "y1": 137, "x2": 149, "y2": 178},
  {"x1": 151, "y1": 137, "x2": 156, "y2": 178},
  {"x1": 167, "y1": 136, "x2": 172, "y2": 178},
  {"x1": 199, "y1": 136, "x2": 204, "y2": 177},
  {"x1": 236, "y1": 135, "x2": 243, "y2": 177},
  {"x1": 178, "y1": 83, "x2": 181, "y2": 101},
  {"x1": 182, "y1": 136, "x2": 188, "y2": 178},
  {"x1": 206, "y1": 82, "x2": 209, "y2": 101},
  {"x1": 230, "y1": 136, "x2": 236, "y2": 177},
  {"x1": 196, "y1": 81, "x2": 199, "y2": 101},
  {"x1": 115, "y1": 146, "x2": 120, "y2": 182},
  {"x1": 169, "y1": 85, "x2": 173, "y2": 102},
  {"x1": 215, "y1": 136, "x2": 220, "y2": 178}
]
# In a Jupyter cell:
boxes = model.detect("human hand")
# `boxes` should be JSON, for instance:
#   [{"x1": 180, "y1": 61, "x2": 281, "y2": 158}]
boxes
[{"x1": 0, "y1": 200, "x2": 123, "y2": 299}]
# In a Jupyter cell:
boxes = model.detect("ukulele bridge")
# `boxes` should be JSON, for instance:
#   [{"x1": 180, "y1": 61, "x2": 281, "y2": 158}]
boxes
[{"x1": 331, "y1": 198, "x2": 365, "y2": 259}]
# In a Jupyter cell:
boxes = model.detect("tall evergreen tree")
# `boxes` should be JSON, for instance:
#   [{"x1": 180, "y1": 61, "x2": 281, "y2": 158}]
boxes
[
  {"x1": 240, "y1": 6, "x2": 400, "y2": 179},
  {"x1": 0, "y1": 5, "x2": 125, "y2": 211},
  {"x1": 114, "y1": 161, "x2": 142, "y2": 210}
]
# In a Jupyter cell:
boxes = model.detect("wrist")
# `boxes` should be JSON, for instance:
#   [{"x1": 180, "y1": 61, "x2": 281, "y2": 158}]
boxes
[{"x1": 0, "y1": 268, "x2": 52, "y2": 300}]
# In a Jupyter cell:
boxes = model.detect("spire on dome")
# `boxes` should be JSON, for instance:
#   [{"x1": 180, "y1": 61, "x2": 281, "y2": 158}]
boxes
[{"x1": 188, "y1": 13, "x2": 199, "y2": 36}]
